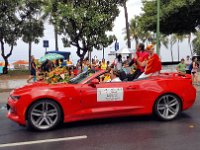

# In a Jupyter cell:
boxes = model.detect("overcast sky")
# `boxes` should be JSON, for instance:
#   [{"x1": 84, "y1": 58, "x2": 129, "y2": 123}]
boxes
[{"x1": 1, "y1": 0, "x2": 192, "y2": 63}]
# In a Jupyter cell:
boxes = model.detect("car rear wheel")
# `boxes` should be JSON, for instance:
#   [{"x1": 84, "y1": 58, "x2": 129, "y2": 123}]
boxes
[
  {"x1": 27, "y1": 100, "x2": 62, "y2": 131},
  {"x1": 154, "y1": 94, "x2": 181, "y2": 121}
]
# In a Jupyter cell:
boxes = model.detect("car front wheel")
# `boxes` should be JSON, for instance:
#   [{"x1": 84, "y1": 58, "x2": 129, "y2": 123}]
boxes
[
  {"x1": 154, "y1": 94, "x2": 181, "y2": 121},
  {"x1": 27, "y1": 100, "x2": 62, "y2": 131}
]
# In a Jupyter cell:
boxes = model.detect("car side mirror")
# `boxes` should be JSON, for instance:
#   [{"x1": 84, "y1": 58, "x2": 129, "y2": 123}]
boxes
[{"x1": 89, "y1": 79, "x2": 99, "y2": 87}]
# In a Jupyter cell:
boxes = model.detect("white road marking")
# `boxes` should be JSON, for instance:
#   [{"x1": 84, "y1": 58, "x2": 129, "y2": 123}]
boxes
[{"x1": 0, "y1": 135, "x2": 87, "y2": 148}]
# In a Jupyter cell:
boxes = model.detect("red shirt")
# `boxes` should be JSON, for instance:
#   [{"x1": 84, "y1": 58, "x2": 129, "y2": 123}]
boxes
[
  {"x1": 145, "y1": 54, "x2": 162, "y2": 75},
  {"x1": 136, "y1": 51, "x2": 149, "y2": 72}
]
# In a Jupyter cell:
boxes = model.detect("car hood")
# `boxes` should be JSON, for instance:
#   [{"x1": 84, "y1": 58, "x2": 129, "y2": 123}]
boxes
[{"x1": 12, "y1": 81, "x2": 74, "y2": 95}]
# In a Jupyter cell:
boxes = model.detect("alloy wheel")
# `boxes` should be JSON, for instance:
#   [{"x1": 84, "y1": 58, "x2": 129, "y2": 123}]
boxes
[{"x1": 155, "y1": 94, "x2": 181, "y2": 120}]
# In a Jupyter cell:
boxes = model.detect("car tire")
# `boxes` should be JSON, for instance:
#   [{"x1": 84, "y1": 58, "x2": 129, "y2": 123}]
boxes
[
  {"x1": 154, "y1": 94, "x2": 181, "y2": 121},
  {"x1": 27, "y1": 99, "x2": 62, "y2": 131}
]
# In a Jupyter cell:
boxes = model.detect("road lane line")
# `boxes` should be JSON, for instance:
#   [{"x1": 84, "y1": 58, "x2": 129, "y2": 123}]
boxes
[{"x1": 0, "y1": 135, "x2": 87, "y2": 148}]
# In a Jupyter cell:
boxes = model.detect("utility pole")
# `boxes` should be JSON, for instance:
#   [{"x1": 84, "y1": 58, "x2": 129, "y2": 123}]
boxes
[{"x1": 156, "y1": 0, "x2": 160, "y2": 55}]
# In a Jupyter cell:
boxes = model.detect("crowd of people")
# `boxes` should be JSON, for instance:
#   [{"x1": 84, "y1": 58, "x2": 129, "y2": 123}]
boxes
[
  {"x1": 176, "y1": 55, "x2": 199, "y2": 85},
  {"x1": 27, "y1": 43, "x2": 163, "y2": 83},
  {"x1": 99, "y1": 43, "x2": 162, "y2": 82},
  {"x1": 28, "y1": 43, "x2": 200, "y2": 84}
]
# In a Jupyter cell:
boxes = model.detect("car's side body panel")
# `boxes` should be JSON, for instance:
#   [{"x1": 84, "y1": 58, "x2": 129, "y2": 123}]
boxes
[{"x1": 7, "y1": 72, "x2": 196, "y2": 127}]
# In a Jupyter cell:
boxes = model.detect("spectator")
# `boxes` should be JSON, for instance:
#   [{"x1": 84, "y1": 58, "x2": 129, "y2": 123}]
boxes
[
  {"x1": 66, "y1": 58, "x2": 73, "y2": 66},
  {"x1": 82, "y1": 60, "x2": 88, "y2": 72},
  {"x1": 100, "y1": 68, "x2": 111, "y2": 82},
  {"x1": 101, "y1": 58, "x2": 107, "y2": 70},
  {"x1": 191, "y1": 56, "x2": 199, "y2": 85},
  {"x1": 41, "y1": 59, "x2": 54, "y2": 72},
  {"x1": 91, "y1": 59, "x2": 97, "y2": 70},
  {"x1": 27, "y1": 56, "x2": 37, "y2": 83},
  {"x1": 126, "y1": 56, "x2": 132, "y2": 64},
  {"x1": 76, "y1": 61, "x2": 81, "y2": 75},
  {"x1": 113, "y1": 54, "x2": 122, "y2": 70},
  {"x1": 106, "y1": 61, "x2": 110, "y2": 68},
  {"x1": 60, "y1": 59, "x2": 66, "y2": 67},
  {"x1": 176, "y1": 58, "x2": 186, "y2": 75},
  {"x1": 138, "y1": 44, "x2": 162, "y2": 79},
  {"x1": 185, "y1": 55, "x2": 192, "y2": 74},
  {"x1": 122, "y1": 61, "x2": 131, "y2": 75}
]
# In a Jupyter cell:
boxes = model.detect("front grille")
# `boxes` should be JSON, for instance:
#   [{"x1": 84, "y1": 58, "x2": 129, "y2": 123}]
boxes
[{"x1": 7, "y1": 104, "x2": 10, "y2": 111}]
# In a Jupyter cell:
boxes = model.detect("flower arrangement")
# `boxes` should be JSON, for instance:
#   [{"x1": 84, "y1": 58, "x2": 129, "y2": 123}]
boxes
[{"x1": 45, "y1": 67, "x2": 71, "y2": 84}]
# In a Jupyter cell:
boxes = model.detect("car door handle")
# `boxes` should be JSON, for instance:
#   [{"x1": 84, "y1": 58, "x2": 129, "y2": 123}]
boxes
[{"x1": 127, "y1": 85, "x2": 138, "y2": 89}]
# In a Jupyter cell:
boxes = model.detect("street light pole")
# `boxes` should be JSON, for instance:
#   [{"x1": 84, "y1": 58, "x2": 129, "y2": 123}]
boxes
[{"x1": 156, "y1": 0, "x2": 160, "y2": 56}]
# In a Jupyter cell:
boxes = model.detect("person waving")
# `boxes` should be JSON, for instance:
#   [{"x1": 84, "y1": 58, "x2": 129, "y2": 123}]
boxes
[{"x1": 138, "y1": 44, "x2": 162, "y2": 79}]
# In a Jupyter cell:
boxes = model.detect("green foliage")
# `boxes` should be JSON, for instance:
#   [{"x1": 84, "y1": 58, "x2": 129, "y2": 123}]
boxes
[
  {"x1": 22, "y1": 20, "x2": 44, "y2": 44},
  {"x1": 0, "y1": 0, "x2": 44, "y2": 73},
  {"x1": 21, "y1": 0, "x2": 44, "y2": 44},
  {"x1": 140, "y1": 0, "x2": 200, "y2": 34},
  {"x1": 192, "y1": 32, "x2": 200, "y2": 55},
  {"x1": 53, "y1": 0, "x2": 123, "y2": 58}
]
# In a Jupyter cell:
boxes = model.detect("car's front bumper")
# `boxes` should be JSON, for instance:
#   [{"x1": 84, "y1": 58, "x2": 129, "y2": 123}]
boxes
[{"x1": 7, "y1": 97, "x2": 26, "y2": 126}]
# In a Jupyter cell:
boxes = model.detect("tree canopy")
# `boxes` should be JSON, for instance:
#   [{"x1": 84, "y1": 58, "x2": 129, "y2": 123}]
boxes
[
  {"x1": 140, "y1": 0, "x2": 200, "y2": 35},
  {"x1": 52, "y1": 0, "x2": 123, "y2": 59},
  {"x1": 0, "y1": 0, "x2": 44, "y2": 73}
]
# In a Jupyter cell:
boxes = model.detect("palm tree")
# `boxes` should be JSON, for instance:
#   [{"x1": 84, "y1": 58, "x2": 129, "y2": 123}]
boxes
[
  {"x1": 192, "y1": 32, "x2": 200, "y2": 55},
  {"x1": 147, "y1": 33, "x2": 169, "y2": 49},
  {"x1": 171, "y1": 34, "x2": 186, "y2": 61},
  {"x1": 21, "y1": 1, "x2": 44, "y2": 70},
  {"x1": 169, "y1": 35, "x2": 176, "y2": 62},
  {"x1": 42, "y1": 0, "x2": 59, "y2": 51},
  {"x1": 188, "y1": 33, "x2": 193, "y2": 56},
  {"x1": 129, "y1": 17, "x2": 140, "y2": 49},
  {"x1": 22, "y1": 18, "x2": 44, "y2": 70}
]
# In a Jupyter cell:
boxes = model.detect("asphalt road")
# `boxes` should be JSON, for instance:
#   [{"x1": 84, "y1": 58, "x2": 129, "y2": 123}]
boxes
[{"x1": 0, "y1": 92, "x2": 200, "y2": 150}]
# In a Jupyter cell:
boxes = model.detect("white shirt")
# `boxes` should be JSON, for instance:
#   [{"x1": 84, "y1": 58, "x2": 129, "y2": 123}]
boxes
[
  {"x1": 185, "y1": 59, "x2": 191, "y2": 70},
  {"x1": 111, "y1": 77, "x2": 121, "y2": 82},
  {"x1": 114, "y1": 59, "x2": 122, "y2": 70}
]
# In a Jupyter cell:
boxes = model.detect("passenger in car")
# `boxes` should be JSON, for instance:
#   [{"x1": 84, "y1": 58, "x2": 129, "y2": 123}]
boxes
[
  {"x1": 133, "y1": 43, "x2": 149, "y2": 78},
  {"x1": 138, "y1": 44, "x2": 162, "y2": 79},
  {"x1": 109, "y1": 69, "x2": 122, "y2": 82}
]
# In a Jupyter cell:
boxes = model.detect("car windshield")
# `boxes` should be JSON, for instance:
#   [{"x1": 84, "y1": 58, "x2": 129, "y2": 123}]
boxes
[{"x1": 68, "y1": 69, "x2": 97, "y2": 84}]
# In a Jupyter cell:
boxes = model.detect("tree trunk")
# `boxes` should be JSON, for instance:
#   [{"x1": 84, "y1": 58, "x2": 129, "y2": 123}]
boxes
[
  {"x1": 76, "y1": 48, "x2": 87, "y2": 72},
  {"x1": 87, "y1": 50, "x2": 90, "y2": 59},
  {"x1": 90, "y1": 50, "x2": 92, "y2": 63},
  {"x1": 188, "y1": 33, "x2": 193, "y2": 56},
  {"x1": 124, "y1": 1, "x2": 131, "y2": 49},
  {"x1": 103, "y1": 47, "x2": 105, "y2": 59},
  {"x1": 3, "y1": 58, "x2": 8, "y2": 74},
  {"x1": 135, "y1": 38, "x2": 139, "y2": 50},
  {"x1": 28, "y1": 42, "x2": 32, "y2": 71},
  {"x1": 177, "y1": 40, "x2": 180, "y2": 61},
  {"x1": 1, "y1": 40, "x2": 14, "y2": 74},
  {"x1": 54, "y1": 26, "x2": 59, "y2": 51},
  {"x1": 170, "y1": 42, "x2": 174, "y2": 62}
]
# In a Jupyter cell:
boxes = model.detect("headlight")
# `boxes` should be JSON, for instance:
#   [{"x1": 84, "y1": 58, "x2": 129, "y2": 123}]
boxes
[{"x1": 10, "y1": 95, "x2": 21, "y2": 101}]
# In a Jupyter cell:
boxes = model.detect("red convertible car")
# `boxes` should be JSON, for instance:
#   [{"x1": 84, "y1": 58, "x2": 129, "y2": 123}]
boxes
[{"x1": 7, "y1": 70, "x2": 196, "y2": 131}]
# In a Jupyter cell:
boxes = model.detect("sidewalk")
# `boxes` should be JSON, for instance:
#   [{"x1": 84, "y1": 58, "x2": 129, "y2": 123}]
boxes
[
  {"x1": 0, "y1": 79, "x2": 27, "y2": 91},
  {"x1": 0, "y1": 92, "x2": 10, "y2": 104}
]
